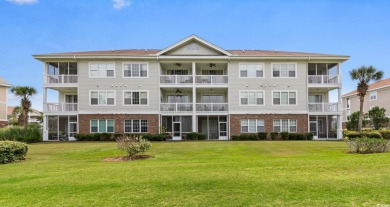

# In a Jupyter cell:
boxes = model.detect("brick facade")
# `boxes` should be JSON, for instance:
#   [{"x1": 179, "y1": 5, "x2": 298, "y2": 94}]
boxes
[
  {"x1": 0, "y1": 120, "x2": 7, "y2": 128},
  {"x1": 78, "y1": 114, "x2": 159, "y2": 134},
  {"x1": 230, "y1": 114, "x2": 308, "y2": 136}
]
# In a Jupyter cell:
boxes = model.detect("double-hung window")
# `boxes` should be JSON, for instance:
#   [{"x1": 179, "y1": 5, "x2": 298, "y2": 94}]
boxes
[
  {"x1": 240, "y1": 91, "x2": 264, "y2": 105},
  {"x1": 273, "y1": 119, "x2": 297, "y2": 133},
  {"x1": 273, "y1": 91, "x2": 296, "y2": 105},
  {"x1": 124, "y1": 119, "x2": 148, "y2": 133},
  {"x1": 272, "y1": 63, "x2": 296, "y2": 78},
  {"x1": 370, "y1": 91, "x2": 377, "y2": 101},
  {"x1": 239, "y1": 63, "x2": 264, "y2": 78},
  {"x1": 89, "y1": 63, "x2": 115, "y2": 78},
  {"x1": 90, "y1": 91, "x2": 115, "y2": 106},
  {"x1": 123, "y1": 91, "x2": 148, "y2": 105},
  {"x1": 91, "y1": 120, "x2": 114, "y2": 133},
  {"x1": 123, "y1": 63, "x2": 148, "y2": 77},
  {"x1": 241, "y1": 119, "x2": 265, "y2": 133}
]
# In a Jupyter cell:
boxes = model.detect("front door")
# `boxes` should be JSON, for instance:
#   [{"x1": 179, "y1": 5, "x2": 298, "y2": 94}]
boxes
[
  {"x1": 219, "y1": 122, "x2": 227, "y2": 140},
  {"x1": 69, "y1": 122, "x2": 77, "y2": 139},
  {"x1": 173, "y1": 122, "x2": 181, "y2": 140},
  {"x1": 310, "y1": 121, "x2": 318, "y2": 139}
]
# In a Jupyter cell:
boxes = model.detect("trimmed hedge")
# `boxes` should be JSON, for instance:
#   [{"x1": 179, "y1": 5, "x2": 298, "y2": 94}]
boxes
[
  {"x1": 198, "y1": 133, "x2": 207, "y2": 140},
  {"x1": 231, "y1": 134, "x2": 258, "y2": 141},
  {"x1": 0, "y1": 141, "x2": 28, "y2": 164},
  {"x1": 345, "y1": 131, "x2": 383, "y2": 139},
  {"x1": 74, "y1": 133, "x2": 166, "y2": 141},
  {"x1": 280, "y1": 132, "x2": 289, "y2": 140},
  {"x1": 346, "y1": 137, "x2": 389, "y2": 153},
  {"x1": 270, "y1": 132, "x2": 279, "y2": 140},
  {"x1": 258, "y1": 132, "x2": 268, "y2": 140},
  {"x1": 288, "y1": 133, "x2": 307, "y2": 140},
  {"x1": 306, "y1": 133, "x2": 314, "y2": 140},
  {"x1": 143, "y1": 134, "x2": 166, "y2": 141}
]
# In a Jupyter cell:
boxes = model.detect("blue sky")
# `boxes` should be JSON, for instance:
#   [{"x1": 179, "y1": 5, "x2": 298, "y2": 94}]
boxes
[{"x1": 1, "y1": 0, "x2": 390, "y2": 110}]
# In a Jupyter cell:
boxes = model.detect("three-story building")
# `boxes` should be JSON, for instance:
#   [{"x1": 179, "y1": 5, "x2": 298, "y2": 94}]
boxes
[{"x1": 34, "y1": 35, "x2": 349, "y2": 140}]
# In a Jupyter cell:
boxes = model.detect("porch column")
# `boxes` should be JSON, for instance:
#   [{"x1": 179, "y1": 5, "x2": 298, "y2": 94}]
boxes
[
  {"x1": 337, "y1": 115, "x2": 343, "y2": 140},
  {"x1": 192, "y1": 62, "x2": 197, "y2": 132},
  {"x1": 42, "y1": 116, "x2": 48, "y2": 141}
]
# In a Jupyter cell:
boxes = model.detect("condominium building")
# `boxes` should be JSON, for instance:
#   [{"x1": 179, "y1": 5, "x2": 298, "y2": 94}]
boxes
[
  {"x1": 33, "y1": 35, "x2": 349, "y2": 141},
  {"x1": 342, "y1": 77, "x2": 390, "y2": 125},
  {"x1": 0, "y1": 77, "x2": 11, "y2": 128}
]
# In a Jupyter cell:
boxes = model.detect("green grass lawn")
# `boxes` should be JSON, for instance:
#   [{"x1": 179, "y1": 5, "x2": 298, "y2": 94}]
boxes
[{"x1": 1, "y1": 141, "x2": 390, "y2": 207}]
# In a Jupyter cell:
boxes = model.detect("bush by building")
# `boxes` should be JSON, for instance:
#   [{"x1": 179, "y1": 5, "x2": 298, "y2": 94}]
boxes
[{"x1": 0, "y1": 141, "x2": 28, "y2": 164}]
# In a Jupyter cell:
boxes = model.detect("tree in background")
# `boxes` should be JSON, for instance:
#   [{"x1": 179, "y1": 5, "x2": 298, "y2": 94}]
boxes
[
  {"x1": 9, "y1": 106, "x2": 24, "y2": 126},
  {"x1": 349, "y1": 66, "x2": 383, "y2": 132},
  {"x1": 346, "y1": 111, "x2": 368, "y2": 131},
  {"x1": 10, "y1": 86, "x2": 37, "y2": 130},
  {"x1": 368, "y1": 106, "x2": 390, "y2": 130}
]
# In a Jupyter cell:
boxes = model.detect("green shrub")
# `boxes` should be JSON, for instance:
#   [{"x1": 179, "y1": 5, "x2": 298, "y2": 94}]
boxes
[
  {"x1": 280, "y1": 132, "x2": 289, "y2": 140},
  {"x1": 270, "y1": 132, "x2": 279, "y2": 140},
  {"x1": 116, "y1": 136, "x2": 151, "y2": 158},
  {"x1": 345, "y1": 131, "x2": 383, "y2": 140},
  {"x1": 366, "y1": 132, "x2": 382, "y2": 139},
  {"x1": 198, "y1": 133, "x2": 207, "y2": 140},
  {"x1": 257, "y1": 132, "x2": 268, "y2": 140},
  {"x1": 0, "y1": 124, "x2": 41, "y2": 143},
  {"x1": 143, "y1": 134, "x2": 165, "y2": 141},
  {"x1": 231, "y1": 135, "x2": 240, "y2": 140},
  {"x1": 306, "y1": 133, "x2": 314, "y2": 140},
  {"x1": 186, "y1": 132, "x2": 199, "y2": 140},
  {"x1": 238, "y1": 134, "x2": 258, "y2": 140},
  {"x1": 379, "y1": 130, "x2": 390, "y2": 140},
  {"x1": 0, "y1": 141, "x2": 28, "y2": 164},
  {"x1": 288, "y1": 133, "x2": 307, "y2": 140},
  {"x1": 346, "y1": 137, "x2": 389, "y2": 153}
]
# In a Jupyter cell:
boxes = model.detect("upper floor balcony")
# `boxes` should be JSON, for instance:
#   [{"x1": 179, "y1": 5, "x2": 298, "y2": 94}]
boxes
[
  {"x1": 160, "y1": 75, "x2": 193, "y2": 85},
  {"x1": 160, "y1": 103, "x2": 229, "y2": 113},
  {"x1": 44, "y1": 103, "x2": 78, "y2": 113},
  {"x1": 195, "y1": 75, "x2": 228, "y2": 86},
  {"x1": 45, "y1": 75, "x2": 78, "y2": 85},
  {"x1": 160, "y1": 103, "x2": 193, "y2": 112},
  {"x1": 196, "y1": 103, "x2": 228, "y2": 112},
  {"x1": 308, "y1": 75, "x2": 340, "y2": 86},
  {"x1": 308, "y1": 102, "x2": 341, "y2": 113}
]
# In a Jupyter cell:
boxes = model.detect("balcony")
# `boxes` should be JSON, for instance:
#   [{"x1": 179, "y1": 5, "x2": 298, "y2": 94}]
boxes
[
  {"x1": 45, "y1": 75, "x2": 78, "y2": 84},
  {"x1": 160, "y1": 75, "x2": 193, "y2": 85},
  {"x1": 308, "y1": 75, "x2": 339, "y2": 85},
  {"x1": 196, "y1": 103, "x2": 228, "y2": 112},
  {"x1": 160, "y1": 103, "x2": 193, "y2": 112},
  {"x1": 308, "y1": 102, "x2": 341, "y2": 113},
  {"x1": 44, "y1": 103, "x2": 78, "y2": 113},
  {"x1": 195, "y1": 75, "x2": 228, "y2": 85}
]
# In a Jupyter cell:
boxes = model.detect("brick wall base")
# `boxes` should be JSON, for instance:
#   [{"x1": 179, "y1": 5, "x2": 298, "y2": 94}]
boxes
[
  {"x1": 78, "y1": 114, "x2": 159, "y2": 134},
  {"x1": 230, "y1": 114, "x2": 308, "y2": 136},
  {"x1": 0, "y1": 120, "x2": 8, "y2": 128}
]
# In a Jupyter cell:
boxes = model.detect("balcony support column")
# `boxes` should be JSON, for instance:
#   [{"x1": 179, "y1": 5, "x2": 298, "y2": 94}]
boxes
[{"x1": 192, "y1": 62, "x2": 197, "y2": 132}]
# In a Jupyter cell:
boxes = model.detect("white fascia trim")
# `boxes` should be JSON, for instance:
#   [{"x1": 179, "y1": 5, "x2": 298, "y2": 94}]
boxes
[
  {"x1": 155, "y1": 35, "x2": 232, "y2": 56},
  {"x1": 78, "y1": 111, "x2": 160, "y2": 114},
  {"x1": 230, "y1": 111, "x2": 309, "y2": 114},
  {"x1": 229, "y1": 56, "x2": 349, "y2": 61},
  {"x1": 33, "y1": 55, "x2": 158, "y2": 61}
]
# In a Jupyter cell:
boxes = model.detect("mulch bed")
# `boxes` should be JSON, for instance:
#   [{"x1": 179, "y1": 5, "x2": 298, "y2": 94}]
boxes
[{"x1": 102, "y1": 155, "x2": 154, "y2": 162}]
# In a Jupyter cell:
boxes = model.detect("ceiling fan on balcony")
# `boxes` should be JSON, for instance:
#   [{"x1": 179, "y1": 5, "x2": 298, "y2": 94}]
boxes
[{"x1": 174, "y1": 89, "x2": 183, "y2": 97}]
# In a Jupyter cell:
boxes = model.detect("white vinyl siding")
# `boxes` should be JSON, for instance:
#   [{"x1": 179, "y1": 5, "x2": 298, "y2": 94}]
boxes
[
  {"x1": 123, "y1": 91, "x2": 148, "y2": 105},
  {"x1": 90, "y1": 91, "x2": 115, "y2": 106},
  {"x1": 272, "y1": 63, "x2": 296, "y2": 78},
  {"x1": 91, "y1": 120, "x2": 114, "y2": 133},
  {"x1": 273, "y1": 91, "x2": 297, "y2": 105},
  {"x1": 273, "y1": 119, "x2": 297, "y2": 133},
  {"x1": 239, "y1": 63, "x2": 264, "y2": 78},
  {"x1": 123, "y1": 63, "x2": 148, "y2": 78},
  {"x1": 240, "y1": 91, "x2": 264, "y2": 105},
  {"x1": 124, "y1": 119, "x2": 148, "y2": 133},
  {"x1": 89, "y1": 63, "x2": 115, "y2": 78},
  {"x1": 241, "y1": 119, "x2": 264, "y2": 133}
]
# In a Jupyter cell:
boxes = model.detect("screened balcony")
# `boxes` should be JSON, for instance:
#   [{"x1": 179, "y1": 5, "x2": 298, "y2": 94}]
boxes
[
  {"x1": 308, "y1": 102, "x2": 341, "y2": 113},
  {"x1": 44, "y1": 62, "x2": 78, "y2": 85}
]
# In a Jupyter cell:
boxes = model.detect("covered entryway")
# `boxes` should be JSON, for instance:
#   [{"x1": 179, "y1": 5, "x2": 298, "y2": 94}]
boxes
[{"x1": 198, "y1": 115, "x2": 228, "y2": 140}]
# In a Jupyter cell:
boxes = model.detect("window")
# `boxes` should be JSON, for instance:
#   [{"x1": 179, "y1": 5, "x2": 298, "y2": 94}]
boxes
[
  {"x1": 240, "y1": 91, "x2": 264, "y2": 105},
  {"x1": 90, "y1": 91, "x2": 115, "y2": 106},
  {"x1": 123, "y1": 63, "x2": 148, "y2": 77},
  {"x1": 346, "y1": 98, "x2": 350, "y2": 109},
  {"x1": 123, "y1": 91, "x2": 148, "y2": 105},
  {"x1": 273, "y1": 119, "x2": 297, "y2": 132},
  {"x1": 273, "y1": 91, "x2": 296, "y2": 105},
  {"x1": 272, "y1": 63, "x2": 296, "y2": 77},
  {"x1": 91, "y1": 120, "x2": 114, "y2": 133},
  {"x1": 241, "y1": 119, "x2": 264, "y2": 133},
  {"x1": 89, "y1": 63, "x2": 115, "y2": 78},
  {"x1": 370, "y1": 91, "x2": 377, "y2": 101},
  {"x1": 239, "y1": 63, "x2": 264, "y2": 77},
  {"x1": 124, "y1": 120, "x2": 148, "y2": 133}
]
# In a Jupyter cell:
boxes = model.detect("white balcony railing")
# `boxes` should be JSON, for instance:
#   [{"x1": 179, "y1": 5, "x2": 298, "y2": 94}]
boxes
[
  {"x1": 45, "y1": 75, "x2": 78, "y2": 84},
  {"x1": 196, "y1": 103, "x2": 228, "y2": 112},
  {"x1": 308, "y1": 102, "x2": 340, "y2": 112},
  {"x1": 308, "y1": 75, "x2": 339, "y2": 85},
  {"x1": 160, "y1": 75, "x2": 193, "y2": 85},
  {"x1": 45, "y1": 103, "x2": 78, "y2": 112},
  {"x1": 195, "y1": 75, "x2": 228, "y2": 85},
  {"x1": 160, "y1": 103, "x2": 193, "y2": 112}
]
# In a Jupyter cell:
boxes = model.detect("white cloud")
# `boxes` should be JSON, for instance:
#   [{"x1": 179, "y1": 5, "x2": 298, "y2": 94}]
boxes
[
  {"x1": 7, "y1": 0, "x2": 38, "y2": 5},
  {"x1": 113, "y1": 0, "x2": 131, "y2": 10}
]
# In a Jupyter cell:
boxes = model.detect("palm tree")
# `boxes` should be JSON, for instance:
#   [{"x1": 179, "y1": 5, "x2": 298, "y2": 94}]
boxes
[
  {"x1": 349, "y1": 66, "x2": 383, "y2": 132},
  {"x1": 10, "y1": 106, "x2": 24, "y2": 126},
  {"x1": 10, "y1": 86, "x2": 37, "y2": 130}
]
